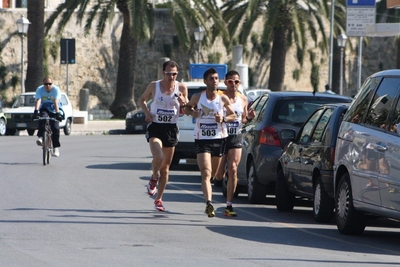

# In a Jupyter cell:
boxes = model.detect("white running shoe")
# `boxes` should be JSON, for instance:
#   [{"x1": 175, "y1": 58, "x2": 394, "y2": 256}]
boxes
[
  {"x1": 154, "y1": 199, "x2": 165, "y2": 212},
  {"x1": 36, "y1": 137, "x2": 43, "y2": 146},
  {"x1": 52, "y1": 148, "x2": 60, "y2": 157},
  {"x1": 147, "y1": 176, "x2": 158, "y2": 196}
]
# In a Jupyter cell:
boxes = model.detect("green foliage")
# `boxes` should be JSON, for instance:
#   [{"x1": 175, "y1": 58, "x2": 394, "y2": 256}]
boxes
[
  {"x1": 292, "y1": 69, "x2": 301, "y2": 81},
  {"x1": 311, "y1": 63, "x2": 320, "y2": 92},
  {"x1": 207, "y1": 52, "x2": 222, "y2": 63},
  {"x1": 11, "y1": 74, "x2": 19, "y2": 91}
]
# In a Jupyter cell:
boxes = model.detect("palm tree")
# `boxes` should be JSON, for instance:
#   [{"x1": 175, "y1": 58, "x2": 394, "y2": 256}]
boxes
[
  {"x1": 220, "y1": 0, "x2": 332, "y2": 91},
  {"x1": 45, "y1": 0, "x2": 154, "y2": 119},
  {"x1": 25, "y1": 0, "x2": 45, "y2": 93},
  {"x1": 44, "y1": 0, "x2": 228, "y2": 118}
]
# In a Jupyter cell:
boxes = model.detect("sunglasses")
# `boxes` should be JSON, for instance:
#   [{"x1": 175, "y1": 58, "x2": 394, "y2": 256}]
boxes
[
  {"x1": 44, "y1": 83, "x2": 52, "y2": 85},
  {"x1": 227, "y1": 79, "x2": 240, "y2": 85},
  {"x1": 164, "y1": 71, "x2": 178, "y2": 76}
]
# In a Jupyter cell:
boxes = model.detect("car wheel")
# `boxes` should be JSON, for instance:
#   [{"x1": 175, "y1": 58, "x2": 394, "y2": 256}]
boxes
[
  {"x1": 5, "y1": 128, "x2": 16, "y2": 136},
  {"x1": 275, "y1": 169, "x2": 294, "y2": 211},
  {"x1": 247, "y1": 160, "x2": 267, "y2": 204},
  {"x1": 27, "y1": 129, "x2": 35, "y2": 136},
  {"x1": 313, "y1": 175, "x2": 334, "y2": 223},
  {"x1": 335, "y1": 173, "x2": 367, "y2": 235},
  {"x1": 63, "y1": 118, "x2": 72, "y2": 135},
  {"x1": 0, "y1": 118, "x2": 6, "y2": 136}
]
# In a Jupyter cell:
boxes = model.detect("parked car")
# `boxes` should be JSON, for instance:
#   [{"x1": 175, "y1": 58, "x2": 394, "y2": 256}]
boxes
[
  {"x1": 0, "y1": 98, "x2": 6, "y2": 136},
  {"x1": 275, "y1": 103, "x2": 349, "y2": 223},
  {"x1": 236, "y1": 92, "x2": 353, "y2": 204},
  {"x1": 125, "y1": 100, "x2": 152, "y2": 134},
  {"x1": 334, "y1": 69, "x2": 400, "y2": 235},
  {"x1": 245, "y1": 88, "x2": 270, "y2": 101},
  {"x1": 3, "y1": 92, "x2": 74, "y2": 136}
]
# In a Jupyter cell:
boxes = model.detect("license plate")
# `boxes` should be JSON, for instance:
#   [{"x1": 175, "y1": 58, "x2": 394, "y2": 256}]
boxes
[
  {"x1": 134, "y1": 125, "x2": 144, "y2": 130},
  {"x1": 16, "y1": 123, "x2": 27, "y2": 128}
]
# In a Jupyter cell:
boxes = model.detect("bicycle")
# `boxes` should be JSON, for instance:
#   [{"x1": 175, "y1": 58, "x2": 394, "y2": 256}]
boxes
[{"x1": 35, "y1": 116, "x2": 58, "y2": 166}]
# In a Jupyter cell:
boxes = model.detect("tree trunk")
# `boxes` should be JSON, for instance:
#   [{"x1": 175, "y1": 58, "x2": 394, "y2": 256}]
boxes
[
  {"x1": 268, "y1": 26, "x2": 288, "y2": 91},
  {"x1": 26, "y1": 0, "x2": 44, "y2": 92},
  {"x1": 110, "y1": 0, "x2": 136, "y2": 119}
]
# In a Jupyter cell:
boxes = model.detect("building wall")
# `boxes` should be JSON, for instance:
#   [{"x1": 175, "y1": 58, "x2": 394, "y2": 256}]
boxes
[{"x1": 0, "y1": 6, "x2": 397, "y2": 112}]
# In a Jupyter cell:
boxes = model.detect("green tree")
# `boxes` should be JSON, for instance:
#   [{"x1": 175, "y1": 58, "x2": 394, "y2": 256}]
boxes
[
  {"x1": 220, "y1": 0, "x2": 332, "y2": 91},
  {"x1": 25, "y1": 0, "x2": 45, "y2": 93},
  {"x1": 44, "y1": 0, "x2": 227, "y2": 118},
  {"x1": 45, "y1": 0, "x2": 154, "y2": 119}
]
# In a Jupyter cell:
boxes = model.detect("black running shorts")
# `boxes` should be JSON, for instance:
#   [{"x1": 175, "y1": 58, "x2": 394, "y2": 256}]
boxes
[
  {"x1": 225, "y1": 133, "x2": 243, "y2": 152},
  {"x1": 146, "y1": 122, "x2": 179, "y2": 147},
  {"x1": 194, "y1": 138, "x2": 226, "y2": 157}
]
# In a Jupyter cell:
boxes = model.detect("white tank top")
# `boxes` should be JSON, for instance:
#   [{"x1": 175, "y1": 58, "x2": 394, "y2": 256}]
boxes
[
  {"x1": 194, "y1": 91, "x2": 227, "y2": 140},
  {"x1": 150, "y1": 81, "x2": 180, "y2": 124},
  {"x1": 226, "y1": 94, "x2": 243, "y2": 135}
]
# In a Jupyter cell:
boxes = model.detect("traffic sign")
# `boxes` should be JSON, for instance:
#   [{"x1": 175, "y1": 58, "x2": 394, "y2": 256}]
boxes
[
  {"x1": 347, "y1": 0, "x2": 376, "y2": 6},
  {"x1": 346, "y1": 7, "x2": 376, "y2": 36}
]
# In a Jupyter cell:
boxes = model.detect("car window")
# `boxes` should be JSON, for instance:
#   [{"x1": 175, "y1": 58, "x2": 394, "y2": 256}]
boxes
[
  {"x1": 298, "y1": 109, "x2": 323, "y2": 143},
  {"x1": 253, "y1": 95, "x2": 268, "y2": 122},
  {"x1": 364, "y1": 77, "x2": 400, "y2": 130},
  {"x1": 272, "y1": 98, "x2": 343, "y2": 126},
  {"x1": 344, "y1": 76, "x2": 380, "y2": 124},
  {"x1": 312, "y1": 108, "x2": 334, "y2": 143},
  {"x1": 388, "y1": 98, "x2": 400, "y2": 134},
  {"x1": 60, "y1": 94, "x2": 69, "y2": 106},
  {"x1": 12, "y1": 94, "x2": 36, "y2": 108}
]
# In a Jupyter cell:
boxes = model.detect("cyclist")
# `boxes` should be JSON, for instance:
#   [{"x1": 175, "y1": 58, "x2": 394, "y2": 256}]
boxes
[{"x1": 33, "y1": 77, "x2": 63, "y2": 157}]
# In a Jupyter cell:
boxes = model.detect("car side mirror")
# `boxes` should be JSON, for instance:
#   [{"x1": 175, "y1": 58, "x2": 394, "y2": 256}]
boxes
[{"x1": 281, "y1": 129, "x2": 296, "y2": 141}]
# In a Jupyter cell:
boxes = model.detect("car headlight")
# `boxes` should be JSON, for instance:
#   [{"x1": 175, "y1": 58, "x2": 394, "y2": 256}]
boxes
[
  {"x1": 126, "y1": 112, "x2": 133, "y2": 119},
  {"x1": 5, "y1": 113, "x2": 11, "y2": 119}
]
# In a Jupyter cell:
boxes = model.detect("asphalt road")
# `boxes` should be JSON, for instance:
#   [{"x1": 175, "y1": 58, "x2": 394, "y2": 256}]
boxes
[{"x1": 1, "y1": 135, "x2": 400, "y2": 267}]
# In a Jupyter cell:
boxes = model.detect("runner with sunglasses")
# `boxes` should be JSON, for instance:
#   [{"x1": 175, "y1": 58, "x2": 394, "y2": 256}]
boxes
[
  {"x1": 213, "y1": 70, "x2": 256, "y2": 216},
  {"x1": 139, "y1": 60, "x2": 188, "y2": 211},
  {"x1": 184, "y1": 68, "x2": 237, "y2": 217}
]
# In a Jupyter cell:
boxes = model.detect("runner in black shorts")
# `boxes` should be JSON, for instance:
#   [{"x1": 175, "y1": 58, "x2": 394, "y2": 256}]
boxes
[
  {"x1": 139, "y1": 60, "x2": 188, "y2": 212},
  {"x1": 213, "y1": 70, "x2": 256, "y2": 217},
  {"x1": 146, "y1": 122, "x2": 179, "y2": 147},
  {"x1": 184, "y1": 68, "x2": 236, "y2": 217}
]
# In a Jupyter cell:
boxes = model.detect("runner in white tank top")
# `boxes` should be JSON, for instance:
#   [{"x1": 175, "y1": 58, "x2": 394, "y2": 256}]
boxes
[
  {"x1": 193, "y1": 91, "x2": 227, "y2": 139},
  {"x1": 184, "y1": 67, "x2": 237, "y2": 217},
  {"x1": 139, "y1": 60, "x2": 188, "y2": 212},
  {"x1": 150, "y1": 80, "x2": 180, "y2": 124}
]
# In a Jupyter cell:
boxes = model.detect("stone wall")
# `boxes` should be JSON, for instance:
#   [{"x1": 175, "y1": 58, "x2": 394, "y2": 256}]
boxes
[{"x1": 0, "y1": 8, "x2": 398, "y2": 114}]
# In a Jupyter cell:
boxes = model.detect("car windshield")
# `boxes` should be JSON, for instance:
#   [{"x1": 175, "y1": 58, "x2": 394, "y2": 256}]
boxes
[
  {"x1": 272, "y1": 98, "x2": 347, "y2": 126},
  {"x1": 12, "y1": 95, "x2": 36, "y2": 108}
]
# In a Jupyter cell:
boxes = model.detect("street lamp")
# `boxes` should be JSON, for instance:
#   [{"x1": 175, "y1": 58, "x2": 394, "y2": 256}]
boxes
[
  {"x1": 337, "y1": 32, "x2": 347, "y2": 95},
  {"x1": 16, "y1": 15, "x2": 31, "y2": 94},
  {"x1": 194, "y1": 26, "x2": 205, "y2": 63}
]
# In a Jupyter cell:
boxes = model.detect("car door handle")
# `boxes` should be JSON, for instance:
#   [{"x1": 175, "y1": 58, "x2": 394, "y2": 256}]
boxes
[{"x1": 373, "y1": 143, "x2": 387, "y2": 152}]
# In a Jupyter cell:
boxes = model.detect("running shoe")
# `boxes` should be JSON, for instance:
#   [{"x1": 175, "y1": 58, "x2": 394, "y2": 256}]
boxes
[
  {"x1": 154, "y1": 199, "x2": 165, "y2": 212},
  {"x1": 224, "y1": 205, "x2": 237, "y2": 217},
  {"x1": 52, "y1": 148, "x2": 60, "y2": 157},
  {"x1": 147, "y1": 176, "x2": 158, "y2": 196},
  {"x1": 36, "y1": 137, "x2": 43, "y2": 146},
  {"x1": 205, "y1": 203, "x2": 215, "y2": 218}
]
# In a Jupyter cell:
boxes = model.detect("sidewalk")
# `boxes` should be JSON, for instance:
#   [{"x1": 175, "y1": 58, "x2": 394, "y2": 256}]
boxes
[
  {"x1": 16, "y1": 120, "x2": 127, "y2": 136},
  {"x1": 71, "y1": 120, "x2": 127, "y2": 135}
]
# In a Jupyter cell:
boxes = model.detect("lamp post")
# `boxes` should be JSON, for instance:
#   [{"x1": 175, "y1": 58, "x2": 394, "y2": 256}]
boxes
[
  {"x1": 337, "y1": 33, "x2": 347, "y2": 95},
  {"x1": 194, "y1": 26, "x2": 205, "y2": 63},
  {"x1": 16, "y1": 15, "x2": 31, "y2": 94}
]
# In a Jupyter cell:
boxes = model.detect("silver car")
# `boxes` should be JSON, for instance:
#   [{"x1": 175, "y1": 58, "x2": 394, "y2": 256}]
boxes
[{"x1": 334, "y1": 69, "x2": 400, "y2": 235}]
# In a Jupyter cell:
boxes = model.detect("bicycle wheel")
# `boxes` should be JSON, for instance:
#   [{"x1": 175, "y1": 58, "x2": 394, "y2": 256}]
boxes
[
  {"x1": 47, "y1": 133, "x2": 52, "y2": 164},
  {"x1": 42, "y1": 132, "x2": 47, "y2": 165}
]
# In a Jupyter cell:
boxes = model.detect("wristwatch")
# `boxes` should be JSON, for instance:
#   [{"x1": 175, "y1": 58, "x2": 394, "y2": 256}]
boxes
[{"x1": 222, "y1": 116, "x2": 226, "y2": 123}]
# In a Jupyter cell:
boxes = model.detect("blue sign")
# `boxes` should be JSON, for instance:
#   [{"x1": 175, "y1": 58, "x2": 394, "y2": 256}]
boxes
[
  {"x1": 347, "y1": 0, "x2": 376, "y2": 6},
  {"x1": 189, "y1": 63, "x2": 228, "y2": 80}
]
